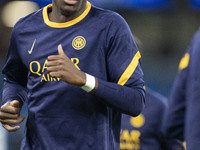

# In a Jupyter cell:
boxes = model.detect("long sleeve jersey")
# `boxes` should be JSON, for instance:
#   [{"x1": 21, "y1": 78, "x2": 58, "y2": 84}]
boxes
[
  {"x1": 120, "y1": 87, "x2": 168, "y2": 150},
  {"x1": 1, "y1": 2, "x2": 145, "y2": 150}
]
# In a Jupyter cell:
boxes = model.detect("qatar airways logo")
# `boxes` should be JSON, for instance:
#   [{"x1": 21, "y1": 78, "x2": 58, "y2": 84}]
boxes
[
  {"x1": 120, "y1": 115, "x2": 145, "y2": 150},
  {"x1": 29, "y1": 58, "x2": 80, "y2": 82}
]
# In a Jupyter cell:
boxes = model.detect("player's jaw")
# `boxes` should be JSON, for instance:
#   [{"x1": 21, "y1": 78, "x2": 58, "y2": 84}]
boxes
[{"x1": 53, "y1": 0, "x2": 87, "y2": 18}]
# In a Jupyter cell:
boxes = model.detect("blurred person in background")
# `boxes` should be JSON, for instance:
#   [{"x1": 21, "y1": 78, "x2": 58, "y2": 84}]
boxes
[
  {"x1": 120, "y1": 86, "x2": 169, "y2": 150},
  {"x1": 0, "y1": 0, "x2": 145, "y2": 150},
  {"x1": 164, "y1": 50, "x2": 189, "y2": 150},
  {"x1": 120, "y1": 36, "x2": 184, "y2": 150},
  {"x1": 181, "y1": 27, "x2": 200, "y2": 150},
  {"x1": 165, "y1": 28, "x2": 200, "y2": 150}
]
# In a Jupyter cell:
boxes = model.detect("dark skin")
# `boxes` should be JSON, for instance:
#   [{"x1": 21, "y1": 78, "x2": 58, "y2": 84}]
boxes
[
  {"x1": 0, "y1": 100, "x2": 25, "y2": 131},
  {"x1": 50, "y1": 0, "x2": 87, "y2": 22},
  {"x1": 0, "y1": 0, "x2": 98, "y2": 131},
  {"x1": 47, "y1": 44, "x2": 86, "y2": 86}
]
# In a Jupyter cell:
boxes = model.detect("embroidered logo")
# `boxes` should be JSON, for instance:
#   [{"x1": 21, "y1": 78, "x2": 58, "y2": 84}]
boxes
[
  {"x1": 28, "y1": 39, "x2": 36, "y2": 54},
  {"x1": 72, "y1": 36, "x2": 86, "y2": 50}
]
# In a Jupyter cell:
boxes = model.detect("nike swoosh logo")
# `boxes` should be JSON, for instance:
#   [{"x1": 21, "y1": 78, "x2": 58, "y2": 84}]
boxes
[{"x1": 28, "y1": 39, "x2": 36, "y2": 54}]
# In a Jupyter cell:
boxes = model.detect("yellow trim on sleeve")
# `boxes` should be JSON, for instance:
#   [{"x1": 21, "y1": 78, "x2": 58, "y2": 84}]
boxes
[
  {"x1": 183, "y1": 141, "x2": 187, "y2": 150},
  {"x1": 117, "y1": 51, "x2": 141, "y2": 86},
  {"x1": 43, "y1": 2, "x2": 91, "y2": 28},
  {"x1": 179, "y1": 53, "x2": 190, "y2": 70}
]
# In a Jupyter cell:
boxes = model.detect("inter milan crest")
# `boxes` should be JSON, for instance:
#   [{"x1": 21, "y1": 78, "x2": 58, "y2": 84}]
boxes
[{"x1": 72, "y1": 36, "x2": 86, "y2": 50}]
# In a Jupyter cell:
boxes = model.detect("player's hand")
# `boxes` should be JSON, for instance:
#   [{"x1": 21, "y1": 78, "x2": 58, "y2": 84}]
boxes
[
  {"x1": 0, "y1": 100, "x2": 25, "y2": 132},
  {"x1": 47, "y1": 44, "x2": 86, "y2": 86}
]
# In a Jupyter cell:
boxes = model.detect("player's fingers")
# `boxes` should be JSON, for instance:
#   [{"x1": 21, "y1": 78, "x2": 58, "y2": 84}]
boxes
[
  {"x1": 47, "y1": 55, "x2": 62, "y2": 61},
  {"x1": 2, "y1": 124, "x2": 20, "y2": 132},
  {"x1": 10, "y1": 100, "x2": 19, "y2": 108},
  {"x1": 47, "y1": 66, "x2": 61, "y2": 73},
  {"x1": 48, "y1": 55, "x2": 69, "y2": 62},
  {"x1": 0, "y1": 105, "x2": 21, "y2": 114},
  {"x1": 46, "y1": 60, "x2": 62, "y2": 67},
  {"x1": 58, "y1": 44, "x2": 65, "y2": 56},
  {"x1": 0, "y1": 111, "x2": 19, "y2": 119},
  {"x1": 58, "y1": 45, "x2": 71, "y2": 61},
  {"x1": 49, "y1": 72, "x2": 62, "y2": 78},
  {"x1": 0, "y1": 116, "x2": 25, "y2": 125}
]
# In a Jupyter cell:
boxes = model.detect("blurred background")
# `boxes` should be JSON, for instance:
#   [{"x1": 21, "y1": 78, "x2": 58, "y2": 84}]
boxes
[{"x1": 0, "y1": 0, "x2": 200, "y2": 149}]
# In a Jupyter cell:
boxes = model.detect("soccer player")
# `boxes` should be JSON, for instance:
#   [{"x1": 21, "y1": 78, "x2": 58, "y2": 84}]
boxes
[
  {"x1": 0, "y1": 0, "x2": 145, "y2": 150},
  {"x1": 164, "y1": 50, "x2": 189, "y2": 150},
  {"x1": 165, "y1": 28, "x2": 200, "y2": 150},
  {"x1": 120, "y1": 87, "x2": 169, "y2": 150}
]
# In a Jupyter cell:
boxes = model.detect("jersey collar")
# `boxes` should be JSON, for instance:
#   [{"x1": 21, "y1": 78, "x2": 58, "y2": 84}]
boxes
[{"x1": 43, "y1": 1, "x2": 91, "y2": 28}]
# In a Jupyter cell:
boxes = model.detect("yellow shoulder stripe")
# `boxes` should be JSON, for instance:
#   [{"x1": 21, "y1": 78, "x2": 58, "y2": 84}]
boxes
[
  {"x1": 179, "y1": 53, "x2": 190, "y2": 70},
  {"x1": 43, "y1": 2, "x2": 91, "y2": 28},
  {"x1": 117, "y1": 51, "x2": 141, "y2": 86}
]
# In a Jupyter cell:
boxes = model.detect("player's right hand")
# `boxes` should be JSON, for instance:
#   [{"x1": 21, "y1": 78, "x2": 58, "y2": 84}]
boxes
[{"x1": 0, "y1": 100, "x2": 25, "y2": 132}]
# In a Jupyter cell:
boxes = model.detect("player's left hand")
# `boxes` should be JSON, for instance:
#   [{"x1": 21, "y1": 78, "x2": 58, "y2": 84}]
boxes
[{"x1": 46, "y1": 44, "x2": 86, "y2": 86}]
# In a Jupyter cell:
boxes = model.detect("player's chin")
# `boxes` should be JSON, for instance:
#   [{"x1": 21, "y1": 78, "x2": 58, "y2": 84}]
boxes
[
  {"x1": 61, "y1": 8, "x2": 76, "y2": 17},
  {"x1": 61, "y1": 4, "x2": 79, "y2": 15},
  {"x1": 63, "y1": 5, "x2": 77, "y2": 11}
]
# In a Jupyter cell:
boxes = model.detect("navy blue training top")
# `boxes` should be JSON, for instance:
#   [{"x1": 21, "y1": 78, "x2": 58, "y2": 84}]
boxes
[
  {"x1": 120, "y1": 87, "x2": 168, "y2": 150},
  {"x1": 2, "y1": 2, "x2": 145, "y2": 150}
]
